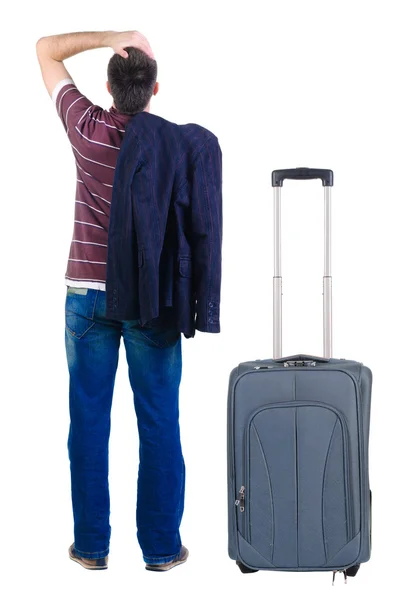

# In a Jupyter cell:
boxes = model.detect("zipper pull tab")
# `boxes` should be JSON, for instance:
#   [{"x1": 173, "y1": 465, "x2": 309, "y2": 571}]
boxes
[{"x1": 235, "y1": 486, "x2": 245, "y2": 512}]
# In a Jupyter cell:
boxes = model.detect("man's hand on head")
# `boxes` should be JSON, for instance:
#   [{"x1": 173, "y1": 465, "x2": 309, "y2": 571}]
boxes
[{"x1": 106, "y1": 31, "x2": 154, "y2": 60}]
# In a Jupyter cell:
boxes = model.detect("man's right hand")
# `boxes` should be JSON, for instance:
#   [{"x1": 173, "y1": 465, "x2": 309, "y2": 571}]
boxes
[{"x1": 106, "y1": 31, "x2": 155, "y2": 60}]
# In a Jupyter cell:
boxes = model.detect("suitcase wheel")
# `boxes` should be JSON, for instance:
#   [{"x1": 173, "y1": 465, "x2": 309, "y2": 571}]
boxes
[
  {"x1": 345, "y1": 564, "x2": 360, "y2": 577},
  {"x1": 236, "y1": 560, "x2": 258, "y2": 574}
]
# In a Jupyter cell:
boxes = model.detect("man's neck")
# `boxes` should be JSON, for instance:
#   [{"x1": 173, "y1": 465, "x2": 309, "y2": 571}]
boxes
[{"x1": 111, "y1": 102, "x2": 151, "y2": 113}]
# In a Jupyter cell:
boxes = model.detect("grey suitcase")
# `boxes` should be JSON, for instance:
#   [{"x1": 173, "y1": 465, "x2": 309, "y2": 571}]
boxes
[{"x1": 227, "y1": 169, "x2": 372, "y2": 581}]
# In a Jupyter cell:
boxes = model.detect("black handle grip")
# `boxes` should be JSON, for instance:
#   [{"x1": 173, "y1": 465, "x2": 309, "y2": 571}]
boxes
[{"x1": 272, "y1": 167, "x2": 333, "y2": 187}]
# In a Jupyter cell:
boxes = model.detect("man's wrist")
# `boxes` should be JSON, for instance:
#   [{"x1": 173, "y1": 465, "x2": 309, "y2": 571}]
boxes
[{"x1": 100, "y1": 30, "x2": 117, "y2": 49}]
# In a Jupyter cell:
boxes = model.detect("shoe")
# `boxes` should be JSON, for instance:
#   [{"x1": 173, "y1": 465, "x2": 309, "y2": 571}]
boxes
[
  {"x1": 68, "y1": 543, "x2": 109, "y2": 570},
  {"x1": 145, "y1": 546, "x2": 189, "y2": 572}
]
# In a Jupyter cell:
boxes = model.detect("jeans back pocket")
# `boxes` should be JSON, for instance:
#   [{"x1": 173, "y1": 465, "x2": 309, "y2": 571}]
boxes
[{"x1": 65, "y1": 288, "x2": 98, "y2": 339}]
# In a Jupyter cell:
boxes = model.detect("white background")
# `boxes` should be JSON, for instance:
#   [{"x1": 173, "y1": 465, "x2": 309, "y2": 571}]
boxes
[{"x1": 1, "y1": 0, "x2": 402, "y2": 597}]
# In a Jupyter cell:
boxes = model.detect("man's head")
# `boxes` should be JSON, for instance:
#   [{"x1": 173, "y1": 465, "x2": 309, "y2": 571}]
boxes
[{"x1": 106, "y1": 47, "x2": 158, "y2": 115}]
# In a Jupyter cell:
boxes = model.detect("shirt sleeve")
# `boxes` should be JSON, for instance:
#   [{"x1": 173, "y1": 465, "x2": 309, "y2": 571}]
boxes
[{"x1": 51, "y1": 78, "x2": 94, "y2": 137}]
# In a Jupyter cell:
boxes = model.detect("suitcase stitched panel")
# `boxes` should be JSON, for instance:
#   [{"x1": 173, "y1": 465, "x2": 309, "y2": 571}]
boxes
[
  {"x1": 243, "y1": 403, "x2": 352, "y2": 568},
  {"x1": 231, "y1": 368, "x2": 365, "y2": 570}
]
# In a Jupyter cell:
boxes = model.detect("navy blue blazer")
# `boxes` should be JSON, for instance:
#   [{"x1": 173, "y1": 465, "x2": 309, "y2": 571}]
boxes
[{"x1": 105, "y1": 111, "x2": 223, "y2": 339}]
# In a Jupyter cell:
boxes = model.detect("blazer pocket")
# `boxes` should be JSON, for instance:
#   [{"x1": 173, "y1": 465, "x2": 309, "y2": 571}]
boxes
[{"x1": 179, "y1": 257, "x2": 192, "y2": 278}]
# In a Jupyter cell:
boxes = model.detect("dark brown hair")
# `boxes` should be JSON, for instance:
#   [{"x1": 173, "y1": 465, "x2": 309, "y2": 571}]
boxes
[{"x1": 107, "y1": 47, "x2": 157, "y2": 115}]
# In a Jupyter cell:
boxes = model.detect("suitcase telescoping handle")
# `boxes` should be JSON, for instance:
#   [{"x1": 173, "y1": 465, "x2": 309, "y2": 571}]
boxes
[{"x1": 271, "y1": 168, "x2": 334, "y2": 360}]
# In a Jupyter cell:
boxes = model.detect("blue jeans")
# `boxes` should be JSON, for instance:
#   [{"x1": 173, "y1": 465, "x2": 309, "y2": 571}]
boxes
[{"x1": 65, "y1": 287, "x2": 185, "y2": 564}]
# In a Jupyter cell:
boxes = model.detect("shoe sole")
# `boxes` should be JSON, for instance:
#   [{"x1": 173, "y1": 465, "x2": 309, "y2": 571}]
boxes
[
  {"x1": 145, "y1": 548, "x2": 189, "y2": 572},
  {"x1": 68, "y1": 544, "x2": 108, "y2": 570}
]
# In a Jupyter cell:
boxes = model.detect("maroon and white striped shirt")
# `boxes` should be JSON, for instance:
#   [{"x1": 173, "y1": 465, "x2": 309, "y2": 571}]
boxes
[{"x1": 52, "y1": 78, "x2": 132, "y2": 290}]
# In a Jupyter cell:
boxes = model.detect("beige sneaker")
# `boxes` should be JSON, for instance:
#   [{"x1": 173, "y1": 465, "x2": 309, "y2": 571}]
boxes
[
  {"x1": 68, "y1": 543, "x2": 109, "y2": 570},
  {"x1": 145, "y1": 546, "x2": 189, "y2": 572}
]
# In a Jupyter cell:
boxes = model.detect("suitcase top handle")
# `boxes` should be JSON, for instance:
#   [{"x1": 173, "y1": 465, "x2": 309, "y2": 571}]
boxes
[
  {"x1": 272, "y1": 168, "x2": 333, "y2": 188},
  {"x1": 273, "y1": 354, "x2": 330, "y2": 364}
]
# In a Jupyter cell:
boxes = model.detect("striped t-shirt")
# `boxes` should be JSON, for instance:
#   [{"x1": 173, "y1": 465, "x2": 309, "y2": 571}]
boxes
[{"x1": 52, "y1": 78, "x2": 133, "y2": 290}]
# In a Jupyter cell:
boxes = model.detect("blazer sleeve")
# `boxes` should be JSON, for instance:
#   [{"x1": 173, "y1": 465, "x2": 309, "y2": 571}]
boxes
[{"x1": 190, "y1": 135, "x2": 223, "y2": 333}]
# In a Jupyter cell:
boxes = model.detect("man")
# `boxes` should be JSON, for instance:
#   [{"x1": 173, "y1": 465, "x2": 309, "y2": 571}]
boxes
[{"x1": 36, "y1": 30, "x2": 189, "y2": 572}]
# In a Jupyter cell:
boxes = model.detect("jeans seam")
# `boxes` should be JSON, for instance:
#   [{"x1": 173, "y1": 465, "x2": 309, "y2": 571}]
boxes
[
  {"x1": 176, "y1": 460, "x2": 185, "y2": 547},
  {"x1": 138, "y1": 329, "x2": 165, "y2": 348},
  {"x1": 65, "y1": 320, "x2": 95, "y2": 339},
  {"x1": 138, "y1": 328, "x2": 179, "y2": 349},
  {"x1": 143, "y1": 551, "x2": 180, "y2": 563},
  {"x1": 74, "y1": 546, "x2": 109, "y2": 557},
  {"x1": 91, "y1": 289, "x2": 100, "y2": 320}
]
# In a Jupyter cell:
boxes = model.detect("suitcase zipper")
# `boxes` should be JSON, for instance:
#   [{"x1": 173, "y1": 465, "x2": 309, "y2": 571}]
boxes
[
  {"x1": 235, "y1": 486, "x2": 245, "y2": 512},
  {"x1": 283, "y1": 360, "x2": 317, "y2": 367},
  {"x1": 253, "y1": 361, "x2": 317, "y2": 369},
  {"x1": 235, "y1": 485, "x2": 246, "y2": 539}
]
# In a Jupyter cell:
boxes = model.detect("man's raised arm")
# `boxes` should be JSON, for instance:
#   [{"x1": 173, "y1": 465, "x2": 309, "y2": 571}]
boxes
[{"x1": 36, "y1": 30, "x2": 154, "y2": 97}]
